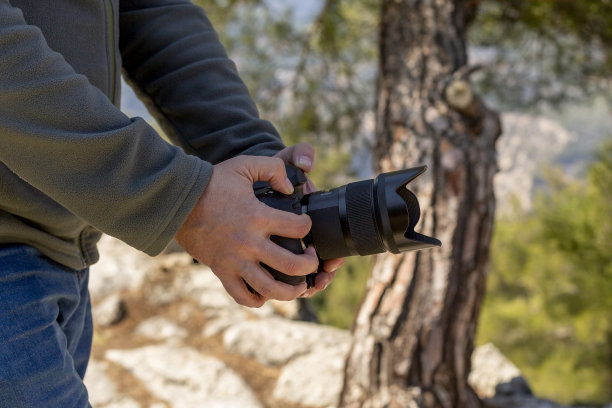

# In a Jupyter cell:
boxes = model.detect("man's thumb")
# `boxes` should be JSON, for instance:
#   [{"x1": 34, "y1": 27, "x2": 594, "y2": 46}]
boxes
[{"x1": 241, "y1": 156, "x2": 294, "y2": 195}]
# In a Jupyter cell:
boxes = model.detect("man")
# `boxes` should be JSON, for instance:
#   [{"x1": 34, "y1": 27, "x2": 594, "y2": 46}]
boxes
[{"x1": 0, "y1": 1, "x2": 343, "y2": 406}]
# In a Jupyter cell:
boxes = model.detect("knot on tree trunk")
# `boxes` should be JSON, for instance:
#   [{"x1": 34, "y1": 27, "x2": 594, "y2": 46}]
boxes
[
  {"x1": 443, "y1": 74, "x2": 498, "y2": 139},
  {"x1": 443, "y1": 65, "x2": 486, "y2": 123},
  {"x1": 445, "y1": 79, "x2": 474, "y2": 114}
]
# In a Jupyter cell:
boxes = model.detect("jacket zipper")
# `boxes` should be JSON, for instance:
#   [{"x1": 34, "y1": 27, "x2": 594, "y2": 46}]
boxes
[{"x1": 104, "y1": 0, "x2": 117, "y2": 104}]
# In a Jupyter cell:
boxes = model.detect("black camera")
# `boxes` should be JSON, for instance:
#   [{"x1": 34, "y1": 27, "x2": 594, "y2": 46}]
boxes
[{"x1": 254, "y1": 165, "x2": 441, "y2": 287}]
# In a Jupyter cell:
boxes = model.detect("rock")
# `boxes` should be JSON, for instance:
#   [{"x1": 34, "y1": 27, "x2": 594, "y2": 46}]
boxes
[
  {"x1": 101, "y1": 400, "x2": 142, "y2": 408},
  {"x1": 268, "y1": 299, "x2": 302, "y2": 319},
  {"x1": 482, "y1": 396, "x2": 569, "y2": 408},
  {"x1": 134, "y1": 316, "x2": 188, "y2": 341},
  {"x1": 84, "y1": 360, "x2": 142, "y2": 408},
  {"x1": 156, "y1": 252, "x2": 194, "y2": 272},
  {"x1": 242, "y1": 301, "x2": 279, "y2": 318},
  {"x1": 169, "y1": 258, "x2": 306, "y2": 322},
  {"x1": 89, "y1": 235, "x2": 154, "y2": 300},
  {"x1": 173, "y1": 264, "x2": 239, "y2": 311},
  {"x1": 145, "y1": 283, "x2": 180, "y2": 307},
  {"x1": 105, "y1": 345, "x2": 263, "y2": 408},
  {"x1": 202, "y1": 308, "x2": 249, "y2": 338},
  {"x1": 84, "y1": 360, "x2": 119, "y2": 407},
  {"x1": 471, "y1": 345, "x2": 569, "y2": 408},
  {"x1": 269, "y1": 298, "x2": 319, "y2": 322},
  {"x1": 172, "y1": 263, "x2": 296, "y2": 321},
  {"x1": 494, "y1": 377, "x2": 533, "y2": 397},
  {"x1": 223, "y1": 317, "x2": 351, "y2": 366},
  {"x1": 85, "y1": 228, "x2": 594, "y2": 408},
  {"x1": 469, "y1": 343, "x2": 529, "y2": 398},
  {"x1": 273, "y1": 343, "x2": 350, "y2": 408},
  {"x1": 93, "y1": 293, "x2": 128, "y2": 327}
]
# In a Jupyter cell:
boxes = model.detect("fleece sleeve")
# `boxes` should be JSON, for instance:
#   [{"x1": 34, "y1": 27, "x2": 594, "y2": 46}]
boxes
[
  {"x1": 119, "y1": 0, "x2": 286, "y2": 163},
  {"x1": 0, "y1": 1, "x2": 212, "y2": 255}
]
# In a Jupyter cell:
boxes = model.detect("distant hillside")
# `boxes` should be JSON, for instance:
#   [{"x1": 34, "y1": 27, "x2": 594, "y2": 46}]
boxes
[{"x1": 495, "y1": 112, "x2": 575, "y2": 213}]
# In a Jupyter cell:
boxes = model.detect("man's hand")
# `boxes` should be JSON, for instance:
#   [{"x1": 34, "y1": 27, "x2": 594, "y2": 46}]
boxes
[
  {"x1": 175, "y1": 155, "x2": 319, "y2": 307},
  {"x1": 273, "y1": 143, "x2": 346, "y2": 297}
]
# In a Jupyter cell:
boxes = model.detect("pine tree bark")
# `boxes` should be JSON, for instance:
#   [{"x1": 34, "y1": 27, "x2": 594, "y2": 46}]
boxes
[{"x1": 339, "y1": 1, "x2": 501, "y2": 407}]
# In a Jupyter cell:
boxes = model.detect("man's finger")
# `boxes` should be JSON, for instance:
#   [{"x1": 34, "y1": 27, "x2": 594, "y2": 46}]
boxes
[
  {"x1": 242, "y1": 265, "x2": 307, "y2": 301},
  {"x1": 217, "y1": 272, "x2": 267, "y2": 308},
  {"x1": 257, "y1": 241, "x2": 319, "y2": 277},
  {"x1": 314, "y1": 270, "x2": 336, "y2": 290},
  {"x1": 274, "y1": 142, "x2": 315, "y2": 172},
  {"x1": 238, "y1": 156, "x2": 294, "y2": 195},
  {"x1": 322, "y1": 257, "x2": 346, "y2": 273},
  {"x1": 300, "y1": 269, "x2": 337, "y2": 298},
  {"x1": 252, "y1": 201, "x2": 312, "y2": 238}
]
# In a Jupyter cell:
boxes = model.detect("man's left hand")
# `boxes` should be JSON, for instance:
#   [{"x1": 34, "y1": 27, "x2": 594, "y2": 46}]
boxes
[{"x1": 273, "y1": 143, "x2": 346, "y2": 297}]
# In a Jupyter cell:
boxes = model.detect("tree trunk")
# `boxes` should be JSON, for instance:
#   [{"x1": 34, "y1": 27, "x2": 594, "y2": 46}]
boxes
[{"x1": 339, "y1": 1, "x2": 501, "y2": 407}]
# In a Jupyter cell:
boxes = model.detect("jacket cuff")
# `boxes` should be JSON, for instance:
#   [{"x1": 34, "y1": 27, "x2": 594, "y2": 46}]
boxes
[{"x1": 141, "y1": 158, "x2": 213, "y2": 256}]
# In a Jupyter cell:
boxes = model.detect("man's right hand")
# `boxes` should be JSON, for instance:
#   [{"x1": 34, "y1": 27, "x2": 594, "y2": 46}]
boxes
[{"x1": 175, "y1": 155, "x2": 319, "y2": 308}]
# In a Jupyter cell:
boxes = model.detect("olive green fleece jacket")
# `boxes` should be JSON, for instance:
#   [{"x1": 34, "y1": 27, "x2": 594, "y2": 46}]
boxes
[{"x1": 0, "y1": 0, "x2": 286, "y2": 269}]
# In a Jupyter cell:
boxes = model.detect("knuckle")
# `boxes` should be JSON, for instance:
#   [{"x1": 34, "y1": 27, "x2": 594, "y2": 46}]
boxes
[
  {"x1": 230, "y1": 232, "x2": 257, "y2": 254},
  {"x1": 254, "y1": 279, "x2": 294, "y2": 302},
  {"x1": 300, "y1": 252, "x2": 318, "y2": 272},
  {"x1": 282, "y1": 257, "x2": 304, "y2": 277},
  {"x1": 263, "y1": 283, "x2": 296, "y2": 302},
  {"x1": 271, "y1": 157, "x2": 285, "y2": 170},
  {"x1": 282, "y1": 287, "x2": 302, "y2": 301},
  {"x1": 256, "y1": 281, "x2": 276, "y2": 299},
  {"x1": 233, "y1": 291, "x2": 259, "y2": 308},
  {"x1": 252, "y1": 206, "x2": 271, "y2": 229}
]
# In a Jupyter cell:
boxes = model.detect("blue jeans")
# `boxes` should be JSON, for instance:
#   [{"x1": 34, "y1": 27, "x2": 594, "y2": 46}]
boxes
[{"x1": 0, "y1": 245, "x2": 92, "y2": 408}]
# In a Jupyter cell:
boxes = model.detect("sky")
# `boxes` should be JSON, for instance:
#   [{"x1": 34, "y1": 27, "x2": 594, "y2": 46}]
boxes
[{"x1": 262, "y1": 0, "x2": 324, "y2": 28}]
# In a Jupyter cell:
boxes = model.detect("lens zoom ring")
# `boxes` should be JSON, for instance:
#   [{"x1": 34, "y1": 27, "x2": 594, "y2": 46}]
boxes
[{"x1": 345, "y1": 181, "x2": 385, "y2": 255}]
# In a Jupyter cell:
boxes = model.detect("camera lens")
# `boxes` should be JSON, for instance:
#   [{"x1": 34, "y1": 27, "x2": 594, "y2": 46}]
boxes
[
  {"x1": 303, "y1": 166, "x2": 440, "y2": 260},
  {"x1": 254, "y1": 165, "x2": 440, "y2": 287}
]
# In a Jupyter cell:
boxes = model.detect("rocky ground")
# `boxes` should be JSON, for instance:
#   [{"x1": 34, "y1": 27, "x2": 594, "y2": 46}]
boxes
[{"x1": 84, "y1": 235, "x2": 609, "y2": 408}]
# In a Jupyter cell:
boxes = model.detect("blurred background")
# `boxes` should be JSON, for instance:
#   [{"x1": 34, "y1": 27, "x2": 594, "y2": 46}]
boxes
[{"x1": 118, "y1": 1, "x2": 612, "y2": 405}]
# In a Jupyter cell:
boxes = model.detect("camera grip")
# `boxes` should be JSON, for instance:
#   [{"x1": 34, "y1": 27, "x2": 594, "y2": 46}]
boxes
[
  {"x1": 265, "y1": 235, "x2": 307, "y2": 286},
  {"x1": 256, "y1": 190, "x2": 317, "y2": 288}
]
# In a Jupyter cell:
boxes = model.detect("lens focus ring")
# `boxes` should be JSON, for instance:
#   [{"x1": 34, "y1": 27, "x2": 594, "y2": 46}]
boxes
[{"x1": 345, "y1": 180, "x2": 385, "y2": 255}]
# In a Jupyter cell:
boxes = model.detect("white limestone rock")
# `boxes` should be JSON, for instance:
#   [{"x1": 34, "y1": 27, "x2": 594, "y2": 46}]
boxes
[
  {"x1": 105, "y1": 345, "x2": 262, "y2": 408},
  {"x1": 134, "y1": 316, "x2": 188, "y2": 341},
  {"x1": 469, "y1": 343, "x2": 528, "y2": 399},
  {"x1": 273, "y1": 342, "x2": 350, "y2": 408},
  {"x1": 89, "y1": 235, "x2": 153, "y2": 300},
  {"x1": 223, "y1": 317, "x2": 351, "y2": 366}
]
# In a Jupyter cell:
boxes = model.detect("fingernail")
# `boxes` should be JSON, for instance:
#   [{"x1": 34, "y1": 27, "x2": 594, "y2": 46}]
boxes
[{"x1": 297, "y1": 156, "x2": 312, "y2": 170}]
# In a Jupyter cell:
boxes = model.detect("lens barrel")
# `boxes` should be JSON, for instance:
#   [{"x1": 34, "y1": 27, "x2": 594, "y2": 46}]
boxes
[{"x1": 303, "y1": 166, "x2": 441, "y2": 260}]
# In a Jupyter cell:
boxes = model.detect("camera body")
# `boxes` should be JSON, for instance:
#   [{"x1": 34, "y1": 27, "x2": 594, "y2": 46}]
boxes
[{"x1": 254, "y1": 165, "x2": 441, "y2": 287}]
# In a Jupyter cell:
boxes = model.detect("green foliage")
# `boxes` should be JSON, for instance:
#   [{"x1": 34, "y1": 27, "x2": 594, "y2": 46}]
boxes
[
  {"x1": 478, "y1": 140, "x2": 612, "y2": 404},
  {"x1": 311, "y1": 256, "x2": 372, "y2": 330}
]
